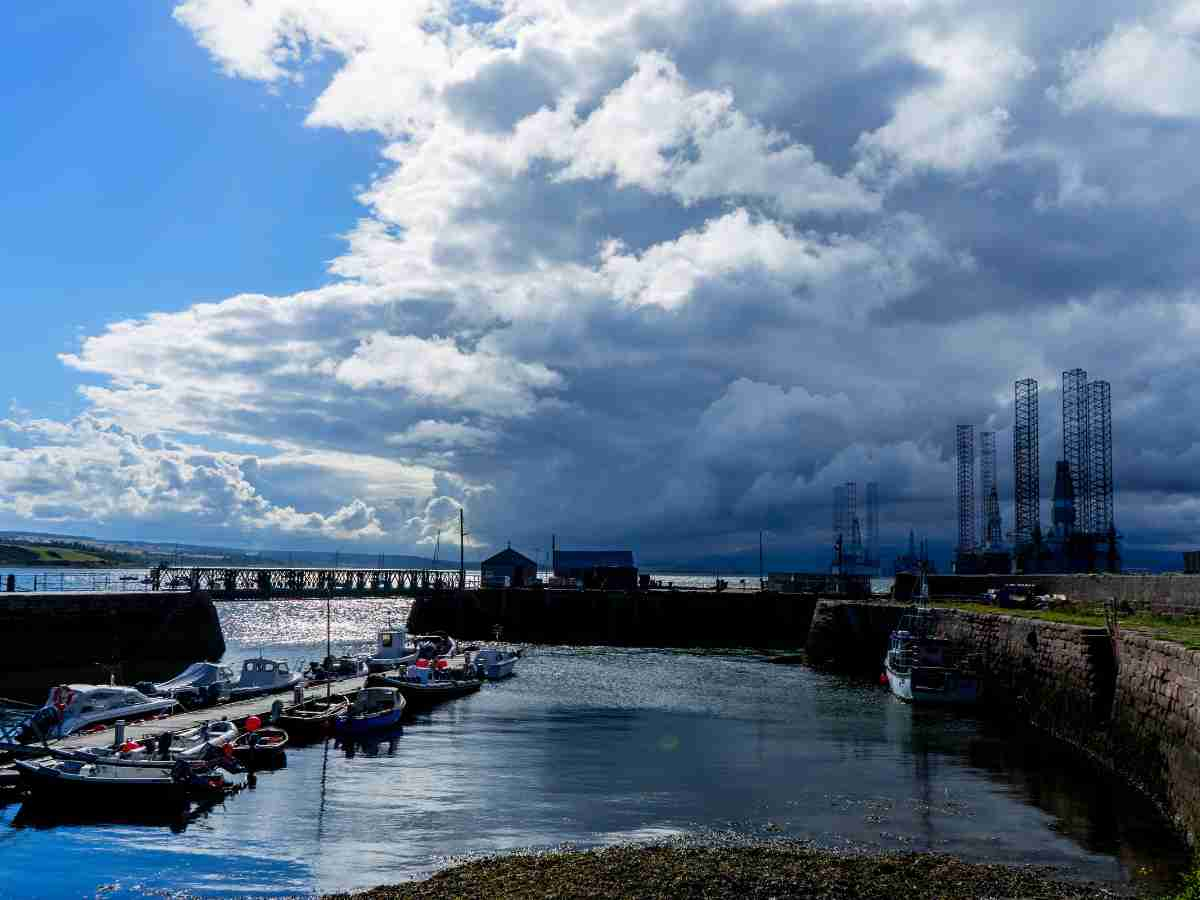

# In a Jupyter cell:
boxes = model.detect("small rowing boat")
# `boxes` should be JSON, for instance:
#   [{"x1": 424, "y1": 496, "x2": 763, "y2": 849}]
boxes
[
  {"x1": 230, "y1": 727, "x2": 288, "y2": 765},
  {"x1": 333, "y1": 687, "x2": 404, "y2": 736},
  {"x1": 276, "y1": 695, "x2": 348, "y2": 742}
]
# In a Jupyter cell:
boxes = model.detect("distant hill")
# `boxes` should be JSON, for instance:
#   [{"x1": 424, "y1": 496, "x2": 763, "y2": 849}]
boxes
[
  {"x1": 0, "y1": 530, "x2": 464, "y2": 569},
  {"x1": 0, "y1": 540, "x2": 138, "y2": 568}
]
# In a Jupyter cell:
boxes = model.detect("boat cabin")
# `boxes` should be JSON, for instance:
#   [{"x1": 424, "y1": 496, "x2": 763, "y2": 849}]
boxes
[
  {"x1": 375, "y1": 627, "x2": 412, "y2": 660},
  {"x1": 237, "y1": 658, "x2": 292, "y2": 688}
]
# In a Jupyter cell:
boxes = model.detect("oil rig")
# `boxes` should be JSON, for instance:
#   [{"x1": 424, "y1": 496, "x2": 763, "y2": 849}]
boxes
[
  {"x1": 831, "y1": 480, "x2": 880, "y2": 576},
  {"x1": 954, "y1": 368, "x2": 1119, "y2": 575}
]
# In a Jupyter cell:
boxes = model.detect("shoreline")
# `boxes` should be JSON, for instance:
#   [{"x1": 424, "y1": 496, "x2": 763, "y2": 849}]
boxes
[{"x1": 324, "y1": 843, "x2": 1159, "y2": 899}]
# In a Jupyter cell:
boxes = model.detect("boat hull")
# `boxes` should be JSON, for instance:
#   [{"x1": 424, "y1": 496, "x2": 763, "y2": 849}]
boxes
[
  {"x1": 366, "y1": 652, "x2": 417, "y2": 674},
  {"x1": 277, "y1": 698, "x2": 348, "y2": 743},
  {"x1": 54, "y1": 699, "x2": 179, "y2": 739},
  {"x1": 395, "y1": 680, "x2": 481, "y2": 709},
  {"x1": 479, "y1": 658, "x2": 516, "y2": 679},
  {"x1": 886, "y1": 663, "x2": 979, "y2": 705},
  {"x1": 333, "y1": 707, "x2": 404, "y2": 735},
  {"x1": 15, "y1": 760, "x2": 192, "y2": 809}
]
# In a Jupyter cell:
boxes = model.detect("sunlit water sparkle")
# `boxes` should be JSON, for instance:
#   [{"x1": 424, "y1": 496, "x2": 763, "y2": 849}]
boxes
[{"x1": 0, "y1": 579, "x2": 1188, "y2": 898}]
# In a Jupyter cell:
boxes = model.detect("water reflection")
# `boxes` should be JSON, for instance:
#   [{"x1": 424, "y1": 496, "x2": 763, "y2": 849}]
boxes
[
  {"x1": 0, "y1": 636, "x2": 1189, "y2": 897},
  {"x1": 337, "y1": 727, "x2": 403, "y2": 758}
]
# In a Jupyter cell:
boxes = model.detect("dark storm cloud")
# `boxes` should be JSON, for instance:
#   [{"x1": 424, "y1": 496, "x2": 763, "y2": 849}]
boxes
[{"x1": 3, "y1": 1, "x2": 1198, "y2": 567}]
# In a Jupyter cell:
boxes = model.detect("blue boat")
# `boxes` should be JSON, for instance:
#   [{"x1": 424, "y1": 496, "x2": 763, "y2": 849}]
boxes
[{"x1": 333, "y1": 687, "x2": 405, "y2": 735}]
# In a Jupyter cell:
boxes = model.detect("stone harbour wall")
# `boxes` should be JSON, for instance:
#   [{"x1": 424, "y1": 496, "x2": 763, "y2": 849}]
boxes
[
  {"x1": 0, "y1": 592, "x2": 226, "y2": 703},
  {"x1": 408, "y1": 588, "x2": 820, "y2": 649},
  {"x1": 806, "y1": 599, "x2": 1200, "y2": 844},
  {"x1": 1109, "y1": 633, "x2": 1200, "y2": 841}
]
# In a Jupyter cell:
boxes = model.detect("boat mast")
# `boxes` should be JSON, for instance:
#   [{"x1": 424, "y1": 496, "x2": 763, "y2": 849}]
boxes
[{"x1": 459, "y1": 508, "x2": 466, "y2": 591}]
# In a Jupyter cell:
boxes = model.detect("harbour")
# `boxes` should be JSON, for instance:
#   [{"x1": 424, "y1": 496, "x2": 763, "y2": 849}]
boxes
[{"x1": 0, "y1": 590, "x2": 1194, "y2": 897}]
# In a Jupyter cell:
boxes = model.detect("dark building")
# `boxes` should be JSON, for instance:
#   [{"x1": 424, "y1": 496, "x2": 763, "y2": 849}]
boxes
[
  {"x1": 553, "y1": 549, "x2": 637, "y2": 590},
  {"x1": 480, "y1": 547, "x2": 538, "y2": 587},
  {"x1": 1186, "y1": 551, "x2": 1200, "y2": 574}
]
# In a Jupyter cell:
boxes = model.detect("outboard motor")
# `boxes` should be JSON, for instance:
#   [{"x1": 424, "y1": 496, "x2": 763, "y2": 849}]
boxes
[{"x1": 16, "y1": 706, "x2": 61, "y2": 744}]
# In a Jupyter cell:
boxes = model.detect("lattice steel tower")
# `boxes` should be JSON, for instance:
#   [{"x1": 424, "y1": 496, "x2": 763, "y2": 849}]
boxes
[
  {"x1": 1088, "y1": 380, "x2": 1113, "y2": 533},
  {"x1": 956, "y1": 425, "x2": 976, "y2": 553},
  {"x1": 979, "y1": 430, "x2": 1003, "y2": 548},
  {"x1": 1062, "y1": 368, "x2": 1091, "y2": 534},
  {"x1": 832, "y1": 484, "x2": 847, "y2": 549},
  {"x1": 1013, "y1": 378, "x2": 1041, "y2": 545},
  {"x1": 846, "y1": 481, "x2": 863, "y2": 561},
  {"x1": 865, "y1": 482, "x2": 879, "y2": 567}
]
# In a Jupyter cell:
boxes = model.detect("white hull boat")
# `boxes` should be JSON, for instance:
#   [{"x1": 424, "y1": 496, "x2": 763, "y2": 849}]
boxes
[
  {"x1": 884, "y1": 609, "x2": 980, "y2": 706},
  {"x1": 23, "y1": 685, "x2": 178, "y2": 740},
  {"x1": 230, "y1": 658, "x2": 302, "y2": 699},
  {"x1": 366, "y1": 626, "x2": 418, "y2": 673},
  {"x1": 472, "y1": 647, "x2": 519, "y2": 680}
]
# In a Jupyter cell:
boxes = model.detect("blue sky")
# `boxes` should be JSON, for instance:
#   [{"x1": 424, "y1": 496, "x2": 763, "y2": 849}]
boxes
[
  {"x1": 1, "y1": 1, "x2": 1198, "y2": 569},
  {"x1": 2, "y1": 5, "x2": 377, "y2": 418}
]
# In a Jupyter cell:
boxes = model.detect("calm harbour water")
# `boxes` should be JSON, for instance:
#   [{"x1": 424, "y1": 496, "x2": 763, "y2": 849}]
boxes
[{"x1": 0, "y1": 584, "x2": 1191, "y2": 897}]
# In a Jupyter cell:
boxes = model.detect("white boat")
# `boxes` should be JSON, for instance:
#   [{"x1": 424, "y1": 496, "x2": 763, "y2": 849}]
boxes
[
  {"x1": 413, "y1": 633, "x2": 457, "y2": 662},
  {"x1": 473, "y1": 647, "x2": 519, "y2": 680},
  {"x1": 884, "y1": 608, "x2": 980, "y2": 705},
  {"x1": 14, "y1": 756, "x2": 232, "y2": 808},
  {"x1": 99, "y1": 720, "x2": 239, "y2": 762},
  {"x1": 230, "y1": 658, "x2": 302, "y2": 699},
  {"x1": 25, "y1": 685, "x2": 179, "y2": 740},
  {"x1": 142, "y1": 662, "x2": 235, "y2": 708},
  {"x1": 366, "y1": 627, "x2": 418, "y2": 673}
]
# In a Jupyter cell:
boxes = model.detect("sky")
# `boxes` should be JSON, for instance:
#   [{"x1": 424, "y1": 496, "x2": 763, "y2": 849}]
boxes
[{"x1": 1, "y1": 0, "x2": 1199, "y2": 570}]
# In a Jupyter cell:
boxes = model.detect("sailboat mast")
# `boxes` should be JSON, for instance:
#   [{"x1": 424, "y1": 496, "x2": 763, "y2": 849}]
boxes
[{"x1": 459, "y1": 508, "x2": 465, "y2": 590}]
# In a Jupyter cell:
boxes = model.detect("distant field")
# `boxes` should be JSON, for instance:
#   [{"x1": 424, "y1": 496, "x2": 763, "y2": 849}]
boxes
[{"x1": 0, "y1": 542, "x2": 122, "y2": 567}]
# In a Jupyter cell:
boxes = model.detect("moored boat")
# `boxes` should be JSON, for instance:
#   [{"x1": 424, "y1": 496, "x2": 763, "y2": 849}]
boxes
[
  {"x1": 472, "y1": 647, "x2": 520, "y2": 680},
  {"x1": 101, "y1": 720, "x2": 239, "y2": 762},
  {"x1": 230, "y1": 658, "x2": 302, "y2": 699},
  {"x1": 139, "y1": 662, "x2": 235, "y2": 709},
  {"x1": 13, "y1": 756, "x2": 234, "y2": 809},
  {"x1": 366, "y1": 626, "x2": 418, "y2": 673},
  {"x1": 230, "y1": 727, "x2": 288, "y2": 765},
  {"x1": 333, "y1": 687, "x2": 405, "y2": 736},
  {"x1": 413, "y1": 633, "x2": 457, "y2": 662},
  {"x1": 276, "y1": 695, "x2": 348, "y2": 742},
  {"x1": 18, "y1": 685, "x2": 178, "y2": 741},
  {"x1": 884, "y1": 608, "x2": 980, "y2": 705},
  {"x1": 366, "y1": 664, "x2": 481, "y2": 710}
]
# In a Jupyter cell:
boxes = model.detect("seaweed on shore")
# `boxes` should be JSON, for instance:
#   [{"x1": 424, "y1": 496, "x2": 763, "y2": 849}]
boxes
[{"x1": 326, "y1": 844, "x2": 1140, "y2": 900}]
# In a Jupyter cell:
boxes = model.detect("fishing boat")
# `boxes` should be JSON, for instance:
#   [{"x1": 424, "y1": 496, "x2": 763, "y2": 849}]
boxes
[
  {"x1": 230, "y1": 727, "x2": 288, "y2": 765},
  {"x1": 139, "y1": 662, "x2": 235, "y2": 709},
  {"x1": 19, "y1": 685, "x2": 178, "y2": 741},
  {"x1": 13, "y1": 756, "x2": 234, "y2": 808},
  {"x1": 367, "y1": 664, "x2": 481, "y2": 710},
  {"x1": 333, "y1": 687, "x2": 405, "y2": 736},
  {"x1": 229, "y1": 658, "x2": 302, "y2": 699},
  {"x1": 472, "y1": 646, "x2": 520, "y2": 680},
  {"x1": 366, "y1": 626, "x2": 418, "y2": 673},
  {"x1": 884, "y1": 607, "x2": 980, "y2": 705},
  {"x1": 276, "y1": 695, "x2": 348, "y2": 742},
  {"x1": 414, "y1": 633, "x2": 458, "y2": 662}
]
